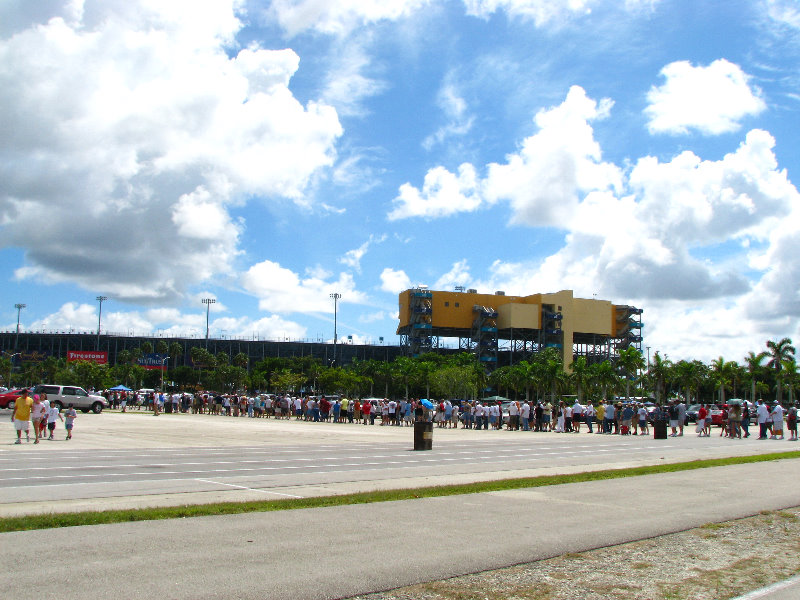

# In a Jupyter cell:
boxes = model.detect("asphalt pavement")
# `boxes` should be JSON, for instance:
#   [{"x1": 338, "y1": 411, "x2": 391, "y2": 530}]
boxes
[
  {"x1": 2, "y1": 410, "x2": 795, "y2": 516},
  {"x1": 3, "y1": 459, "x2": 800, "y2": 600},
  {"x1": 3, "y1": 411, "x2": 799, "y2": 599}
]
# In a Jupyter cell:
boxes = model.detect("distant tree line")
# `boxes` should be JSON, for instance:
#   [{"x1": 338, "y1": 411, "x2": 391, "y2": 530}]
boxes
[{"x1": 1, "y1": 338, "x2": 796, "y2": 404}]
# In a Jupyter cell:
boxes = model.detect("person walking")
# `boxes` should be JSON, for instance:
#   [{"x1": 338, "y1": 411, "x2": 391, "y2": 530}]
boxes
[
  {"x1": 64, "y1": 403, "x2": 77, "y2": 440},
  {"x1": 637, "y1": 403, "x2": 649, "y2": 435},
  {"x1": 30, "y1": 394, "x2": 47, "y2": 444},
  {"x1": 771, "y1": 403, "x2": 784, "y2": 440},
  {"x1": 757, "y1": 400, "x2": 770, "y2": 439},
  {"x1": 46, "y1": 401, "x2": 63, "y2": 440},
  {"x1": 668, "y1": 401, "x2": 680, "y2": 437},
  {"x1": 696, "y1": 404, "x2": 708, "y2": 437},
  {"x1": 787, "y1": 404, "x2": 797, "y2": 441},
  {"x1": 11, "y1": 388, "x2": 33, "y2": 444}
]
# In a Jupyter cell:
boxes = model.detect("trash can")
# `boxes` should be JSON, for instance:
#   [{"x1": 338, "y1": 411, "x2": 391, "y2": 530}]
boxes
[
  {"x1": 414, "y1": 421, "x2": 433, "y2": 451},
  {"x1": 653, "y1": 419, "x2": 668, "y2": 439}
]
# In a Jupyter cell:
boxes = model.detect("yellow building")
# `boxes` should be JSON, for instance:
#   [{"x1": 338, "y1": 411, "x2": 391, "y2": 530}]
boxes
[{"x1": 397, "y1": 287, "x2": 642, "y2": 369}]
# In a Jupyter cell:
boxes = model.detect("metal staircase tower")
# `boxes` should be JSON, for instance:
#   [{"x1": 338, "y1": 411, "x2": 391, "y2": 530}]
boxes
[
  {"x1": 471, "y1": 305, "x2": 498, "y2": 371},
  {"x1": 408, "y1": 287, "x2": 433, "y2": 357}
]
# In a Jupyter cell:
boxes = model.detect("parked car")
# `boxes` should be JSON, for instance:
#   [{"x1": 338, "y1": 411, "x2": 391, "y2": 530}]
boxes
[
  {"x1": 685, "y1": 404, "x2": 702, "y2": 423},
  {"x1": 708, "y1": 404, "x2": 724, "y2": 426},
  {"x1": 33, "y1": 384, "x2": 108, "y2": 413},
  {"x1": 0, "y1": 388, "x2": 28, "y2": 410}
]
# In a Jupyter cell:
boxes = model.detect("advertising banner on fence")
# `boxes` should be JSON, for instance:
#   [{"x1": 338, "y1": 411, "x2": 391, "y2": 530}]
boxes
[
  {"x1": 67, "y1": 350, "x2": 108, "y2": 364},
  {"x1": 137, "y1": 353, "x2": 167, "y2": 370}
]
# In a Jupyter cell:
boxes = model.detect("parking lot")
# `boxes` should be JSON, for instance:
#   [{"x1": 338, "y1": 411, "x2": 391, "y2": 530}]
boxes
[{"x1": 2, "y1": 408, "x2": 794, "y2": 516}]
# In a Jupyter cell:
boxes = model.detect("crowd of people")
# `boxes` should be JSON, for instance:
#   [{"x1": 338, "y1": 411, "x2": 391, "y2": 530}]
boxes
[
  {"x1": 9, "y1": 386, "x2": 797, "y2": 443},
  {"x1": 96, "y1": 390, "x2": 798, "y2": 441}
]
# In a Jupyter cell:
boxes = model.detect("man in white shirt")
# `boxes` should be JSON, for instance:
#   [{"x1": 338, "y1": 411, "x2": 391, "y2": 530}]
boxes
[
  {"x1": 508, "y1": 401, "x2": 520, "y2": 430},
  {"x1": 474, "y1": 403, "x2": 484, "y2": 430},
  {"x1": 637, "y1": 405, "x2": 649, "y2": 435},
  {"x1": 520, "y1": 401, "x2": 531, "y2": 431},
  {"x1": 604, "y1": 402, "x2": 615, "y2": 434},
  {"x1": 771, "y1": 403, "x2": 785, "y2": 439},
  {"x1": 572, "y1": 400, "x2": 583, "y2": 433},
  {"x1": 757, "y1": 400, "x2": 770, "y2": 439}
]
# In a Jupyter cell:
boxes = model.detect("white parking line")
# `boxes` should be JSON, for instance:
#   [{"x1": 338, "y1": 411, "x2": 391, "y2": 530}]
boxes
[
  {"x1": 0, "y1": 447, "x2": 636, "y2": 484},
  {"x1": 194, "y1": 479, "x2": 302, "y2": 498}
]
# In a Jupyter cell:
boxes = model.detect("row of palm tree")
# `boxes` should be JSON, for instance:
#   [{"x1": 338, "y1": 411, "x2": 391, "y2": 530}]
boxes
[{"x1": 2, "y1": 337, "x2": 796, "y2": 405}]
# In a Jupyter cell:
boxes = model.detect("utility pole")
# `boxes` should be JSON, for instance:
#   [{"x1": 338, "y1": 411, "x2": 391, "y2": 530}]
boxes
[
  {"x1": 202, "y1": 298, "x2": 215, "y2": 349},
  {"x1": 14, "y1": 303, "x2": 25, "y2": 349},
  {"x1": 330, "y1": 292, "x2": 341, "y2": 367},
  {"x1": 96, "y1": 296, "x2": 107, "y2": 350}
]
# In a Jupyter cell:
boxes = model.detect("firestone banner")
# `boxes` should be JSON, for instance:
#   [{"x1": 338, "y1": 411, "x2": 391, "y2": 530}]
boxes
[{"x1": 67, "y1": 350, "x2": 108, "y2": 364}]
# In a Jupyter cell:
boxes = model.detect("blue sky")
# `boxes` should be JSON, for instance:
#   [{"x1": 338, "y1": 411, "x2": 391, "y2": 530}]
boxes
[{"x1": 1, "y1": 0, "x2": 799, "y2": 362}]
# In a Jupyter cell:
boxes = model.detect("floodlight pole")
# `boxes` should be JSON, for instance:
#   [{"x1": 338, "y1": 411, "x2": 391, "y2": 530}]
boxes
[
  {"x1": 202, "y1": 299, "x2": 215, "y2": 349},
  {"x1": 96, "y1": 296, "x2": 107, "y2": 350},
  {"x1": 14, "y1": 303, "x2": 26, "y2": 349},
  {"x1": 330, "y1": 293, "x2": 341, "y2": 367}
]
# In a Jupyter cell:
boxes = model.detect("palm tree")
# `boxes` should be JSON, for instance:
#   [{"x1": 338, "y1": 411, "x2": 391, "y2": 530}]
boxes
[
  {"x1": 744, "y1": 350, "x2": 767, "y2": 402},
  {"x1": 648, "y1": 352, "x2": 671, "y2": 403},
  {"x1": 117, "y1": 349, "x2": 132, "y2": 366},
  {"x1": 539, "y1": 349, "x2": 564, "y2": 403},
  {"x1": 488, "y1": 365, "x2": 516, "y2": 399},
  {"x1": 392, "y1": 357, "x2": 419, "y2": 400},
  {"x1": 416, "y1": 358, "x2": 439, "y2": 400},
  {"x1": 766, "y1": 338, "x2": 796, "y2": 403},
  {"x1": 569, "y1": 357, "x2": 591, "y2": 404},
  {"x1": 517, "y1": 359, "x2": 542, "y2": 403},
  {"x1": 233, "y1": 352, "x2": 249, "y2": 369},
  {"x1": 616, "y1": 346, "x2": 645, "y2": 401},
  {"x1": 782, "y1": 360, "x2": 798, "y2": 405},
  {"x1": 710, "y1": 357, "x2": 736, "y2": 404},
  {"x1": 169, "y1": 342, "x2": 183, "y2": 369},
  {"x1": 673, "y1": 360, "x2": 707, "y2": 403},
  {"x1": 593, "y1": 360, "x2": 618, "y2": 402},
  {"x1": 729, "y1": 362, "x2": 745, "y2": 398}
]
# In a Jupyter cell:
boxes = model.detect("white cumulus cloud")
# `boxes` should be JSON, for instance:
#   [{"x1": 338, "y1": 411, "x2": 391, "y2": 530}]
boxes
[
  {"x1": 380, "y1": 268, "x2": 412, "y2": 293},
  {"x1": 645, "y1": 59, "x2": 767, "y2": 135},
  {"x1": 0, "y1": 1, "x2": 342, "y2": 304},
  {"x1": 241, "y1": 260, "x2": 368, "y2": 314},
  {"x1": 388, "y1": 163, "x2": 481, "y2": 220}
]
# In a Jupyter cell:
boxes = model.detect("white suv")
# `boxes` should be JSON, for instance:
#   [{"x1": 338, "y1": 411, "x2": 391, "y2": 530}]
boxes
[{"x1": 33, "y1": 385, "x2": 108, "y2": 413}]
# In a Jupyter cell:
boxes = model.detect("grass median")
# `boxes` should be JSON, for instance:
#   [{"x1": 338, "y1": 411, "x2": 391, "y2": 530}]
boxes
[{"x1": 3, "y1": 450, "x2": 799, "y2": 533}]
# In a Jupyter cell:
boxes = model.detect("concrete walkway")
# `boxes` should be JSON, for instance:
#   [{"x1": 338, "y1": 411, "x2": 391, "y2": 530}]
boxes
[
  {"x1": 732, "y1": 576, "x2": 800, "y2": 600},
  {"x1": 4, "y1": 458, "x2": 800, "y2": 600}
]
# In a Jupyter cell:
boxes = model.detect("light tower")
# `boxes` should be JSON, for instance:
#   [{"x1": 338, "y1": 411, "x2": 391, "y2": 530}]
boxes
[
  {"x1": 14, "y1": 303, "x2": 25, "y2": 348},
  {"x1": 202, "y1": 298, "x2": 215, "y2": 348},
  {"x1": 330, "y1": 292, "x2": 341, "y2": 367},
  {"x1": 96, "y1": 296, "x2": 108, "y2": 350}
]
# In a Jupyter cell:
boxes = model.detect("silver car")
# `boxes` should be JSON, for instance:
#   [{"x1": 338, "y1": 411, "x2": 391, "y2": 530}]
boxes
[{"x1": 33, "y1": 384, "x2": 108, "y2": 413}]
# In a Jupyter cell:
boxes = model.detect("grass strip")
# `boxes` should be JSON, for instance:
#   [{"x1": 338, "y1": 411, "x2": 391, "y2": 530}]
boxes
[{"x1": 3, "y1": 450, "x2": 799, "y2": 533}]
